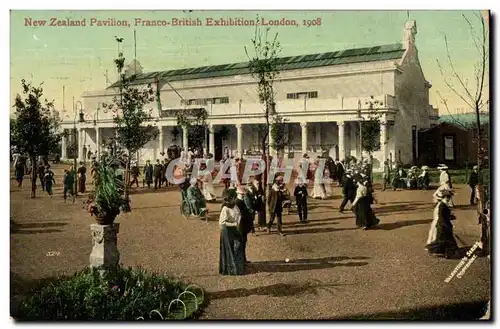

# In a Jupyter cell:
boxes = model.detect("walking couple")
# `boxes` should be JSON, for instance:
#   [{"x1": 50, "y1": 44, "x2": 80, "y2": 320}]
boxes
[
  {"x1": 339, "y1": 170, "x2": 379, "y2": 230},
  {"x1": 219, "y1": 186, "x2": 255, "y2": 276}
]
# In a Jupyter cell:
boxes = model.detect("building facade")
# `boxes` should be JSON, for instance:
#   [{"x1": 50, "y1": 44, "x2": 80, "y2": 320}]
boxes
[{"x1": 60, "y1": 20, "x2": 435, "y2": 169}]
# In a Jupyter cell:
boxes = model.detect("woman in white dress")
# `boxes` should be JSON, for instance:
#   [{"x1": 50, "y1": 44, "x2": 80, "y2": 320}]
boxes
[
  {"x1": 310, "y1": 158, "x2": 326, "y2": 200},
  {"x1": 230, "y1": 157, "x2": 240, "y2": 186},
  {"x1": 201, "y1": 163, "x2": 216, "y2": 202},
  {"x1": 435, "y1": 164, "x2": 455, "y2": 207},
  {"x1": 323, "y1": 167, "x2": 333, "y2": 198}
]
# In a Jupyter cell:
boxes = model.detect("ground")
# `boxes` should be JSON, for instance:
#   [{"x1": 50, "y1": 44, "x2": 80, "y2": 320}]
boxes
[{"x1": 10, "y1": 164, "x2": 490, "y2": 320}]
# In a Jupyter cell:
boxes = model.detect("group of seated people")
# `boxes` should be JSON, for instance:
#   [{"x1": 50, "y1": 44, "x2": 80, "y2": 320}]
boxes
[{"x1": 391, "y1": 165, "x2": 430, "y2": 190}]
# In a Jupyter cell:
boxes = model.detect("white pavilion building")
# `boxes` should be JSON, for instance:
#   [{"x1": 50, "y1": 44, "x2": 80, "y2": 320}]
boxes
[{"x1": 60, "y1": 20, "x2": 437, "y2": 169}]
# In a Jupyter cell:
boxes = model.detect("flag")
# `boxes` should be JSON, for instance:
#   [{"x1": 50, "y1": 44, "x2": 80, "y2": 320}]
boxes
[{"x1": 155, "y1": 77, "x2": 162, "y2": 116}]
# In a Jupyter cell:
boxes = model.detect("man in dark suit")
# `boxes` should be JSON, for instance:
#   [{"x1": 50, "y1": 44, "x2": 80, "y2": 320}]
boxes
[
  {"x1": 143, "y1": 160, "x2": 154, "y2": 188},
  {"x1": 468, "y1": 165, "x2": 479, "y2": 205},
  {"x1": 339, "y1": 169, "x2": 356, "y2": 213},
  {"x1": 235, "y1": 186, "x2": 254, "y2": 263},
  {"x1": 153, "y1": 159, "x2": 163, "y2": 190},
  {"x1": 335, "y1": 159, "x2": 345, "y2": 187},
  {"x1": 294, "y1": 179, "x2": 308, "y2": 223},
  {"x1": 267, "y1": 176, "x2": 285, "y2": 236}
]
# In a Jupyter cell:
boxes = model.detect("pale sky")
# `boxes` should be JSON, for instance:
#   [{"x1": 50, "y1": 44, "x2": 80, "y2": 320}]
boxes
[{"x1": 10, "y1": 10, "x2": 489, "y2": 115}]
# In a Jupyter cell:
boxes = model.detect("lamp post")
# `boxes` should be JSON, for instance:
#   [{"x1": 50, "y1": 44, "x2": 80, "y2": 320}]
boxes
[{"x1": 73, "y1": 99, "x2": 85, "y2": 198}]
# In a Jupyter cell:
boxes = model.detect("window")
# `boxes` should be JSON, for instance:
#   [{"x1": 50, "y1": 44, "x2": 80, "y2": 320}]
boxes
[
  {"x1": 308, "y1": 91, "x2": 318, "y2": 98},
  {"x1": 444, "y1": 135, "x2": 454, "y2": 161},
  {"x1": 287, "y1": 91, "x2": 318, "y2": 100},
  {"x1": 183, "y1": 97, "x2": 229, "y2": 106}
]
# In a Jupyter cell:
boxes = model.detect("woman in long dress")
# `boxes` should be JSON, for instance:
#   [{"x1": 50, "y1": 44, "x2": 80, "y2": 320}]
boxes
[
  {"x1": 351, "y1": 177, "x2": 380, "y2": 230},
  {"x1": 323, "y1": 167, "x2": 333, "y2": 198},
  {"x1": 77, "y1": 162, "x2": 87, "y2": 193},
  {"x1": 219, "y1": 198, "x2": 245, "y2": 275},
  {"x1": 201, "y1": 168, "x2": 216, "y2": 202},
  {"x1": 425, "y1": 189, "x2": 458, "y2": 258},
  {"x1": 310, "y1": 158, "x2": 326, "y2": 199}
]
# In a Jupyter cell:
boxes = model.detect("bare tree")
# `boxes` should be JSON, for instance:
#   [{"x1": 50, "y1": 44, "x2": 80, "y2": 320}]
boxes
[
  {"x1": 245, "y1": 16, "x2": 282, "y2": 213},
  {"x1": 436, "y1": 11, "x2": 489, "y2": 212}
]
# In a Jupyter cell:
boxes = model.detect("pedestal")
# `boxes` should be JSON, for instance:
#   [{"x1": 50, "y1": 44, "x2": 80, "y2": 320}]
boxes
[{"x1": 90, "y1": 223, "x2": 120, "y2": 270}]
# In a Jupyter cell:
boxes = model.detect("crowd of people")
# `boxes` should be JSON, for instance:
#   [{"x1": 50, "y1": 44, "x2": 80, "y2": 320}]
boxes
[{"x1": 11, "y1": 145, "x2": 489, "y2": 273}]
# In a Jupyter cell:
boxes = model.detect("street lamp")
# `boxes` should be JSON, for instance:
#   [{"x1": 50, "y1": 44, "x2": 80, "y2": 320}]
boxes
[{"x1": 73, "y1": 99, "x2": 85, "y2": 198}]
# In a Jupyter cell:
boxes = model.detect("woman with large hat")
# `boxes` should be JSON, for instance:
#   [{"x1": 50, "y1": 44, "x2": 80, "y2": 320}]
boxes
[
  {"x1": 219, "y1": 196, "x2": 245, "y2": 275},
  {"x1": 425, "y1": 189, "x2": 458, "y2": 258},
  {"x1": 436, "y1": 164, "x2": 454, "y2": 207}
]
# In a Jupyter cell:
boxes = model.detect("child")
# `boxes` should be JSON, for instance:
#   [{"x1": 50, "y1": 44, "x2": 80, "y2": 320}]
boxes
[
  {"x1": 294, "y1": 179, "x2": 308, "y2": 223},
  {"x1": 44, "y1": 166, "x2": 56, "y2": 196},
  {"x1": 63, "y1": 169, "x2": 75, "y2": 203}
]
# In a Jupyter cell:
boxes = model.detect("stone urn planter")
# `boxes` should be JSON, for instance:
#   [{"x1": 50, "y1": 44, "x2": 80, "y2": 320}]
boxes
[
  {"x1": 87, "y1": 156, "x2": 126, "y2": 270},
  {"x1": 94, "y1": 210, "x2": 120, "y2": 225}
]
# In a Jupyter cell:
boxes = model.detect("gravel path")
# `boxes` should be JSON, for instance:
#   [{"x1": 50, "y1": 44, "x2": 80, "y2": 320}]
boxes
[{"x1": 10, "y1": 165, "x2": 490, "y2": 319}]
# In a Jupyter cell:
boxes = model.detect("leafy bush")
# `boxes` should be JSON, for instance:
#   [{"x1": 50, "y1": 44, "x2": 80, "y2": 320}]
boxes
[{"x1": 13, "y1": 266, "x2": 205, "y2": 321}]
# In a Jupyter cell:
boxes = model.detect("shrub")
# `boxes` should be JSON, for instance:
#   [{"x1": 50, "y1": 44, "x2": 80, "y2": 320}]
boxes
[{"x1": 13, "y1": 266, "x2": 205, "y2": 321}]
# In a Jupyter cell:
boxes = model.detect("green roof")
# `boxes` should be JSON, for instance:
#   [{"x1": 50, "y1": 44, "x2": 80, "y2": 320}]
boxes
[
  {"x1": 438, "y1": 112, "x2": 489, "y2": 128},
  {"x1": 108, "y1": 43, "x2": 405, "y2": 88}
]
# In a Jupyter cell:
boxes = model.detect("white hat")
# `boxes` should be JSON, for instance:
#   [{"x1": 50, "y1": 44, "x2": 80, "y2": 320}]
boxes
[
  {"x1": 437, "y1": 164, "x2": 448, "y2": 170},
  {"x1": 421, "y1": 166, "x2": 429, "y2": 170}
]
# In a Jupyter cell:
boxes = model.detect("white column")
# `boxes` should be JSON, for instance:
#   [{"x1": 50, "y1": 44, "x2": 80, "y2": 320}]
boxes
[
  {"x1": 236, "y1": 124, "x2": 243, "y2": 158},
  {"x1": 158, "y1": 125, "x2": 164, "y2": 158},
  {"x1": 61, "y1": 132, "x2": 67, "y2": 160},
  {"x1": 356, "y1": 122, "x2": 362, "y2": 159},
  {"x1": 182, "y1": 126, "x2": 188, "y2": 150},
  {"x1": 338, "y1": 121, "x2": 345, "y2": 160},
  {"x1": 269, "y1": 128, "x2": 276, "y2": 157},
  {"x1": 380, "y1": 117, "x2": 388, "y2": 163},
  {"x1": 95, "y1": 127, "x2": 100, "y2": 160},
  {"x1": 301, "y1": 122, "x2": 308, "y2": 155},
  {"x1": 209, "y1": 124, "x2": 215, "y2": 154}
]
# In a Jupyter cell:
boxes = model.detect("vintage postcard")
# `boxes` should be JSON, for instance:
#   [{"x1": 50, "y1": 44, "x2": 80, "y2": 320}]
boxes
[{"x1": 9, "y1": 9, "x2": 490, "y2": 320}]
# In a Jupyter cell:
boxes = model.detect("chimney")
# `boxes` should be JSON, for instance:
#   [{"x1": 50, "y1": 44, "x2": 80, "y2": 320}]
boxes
[{"x1": 404, "y1": 20, "x2": 417, "y2": 48}]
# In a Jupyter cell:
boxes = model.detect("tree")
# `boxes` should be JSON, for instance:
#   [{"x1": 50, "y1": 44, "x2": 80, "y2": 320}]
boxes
[
  {"x1": 176, "y1": 108, "x2": 208, "y2": 153},
  {"x1": 245, "y1": 15, "x2": 282, "y2": 210},
  {"x1": 359, "y1": 96, "x2": 382, "y2": 179},
  {"x1": 103, "y1": 51, "x2": 159, "y2": 212},
  {"x1": 11, "y1": 80, "x2": 62, "y2": 198},
  {"x1": 270, "y1": 115, "x2": 291, "y2": 157},
  {"x1": 436, "y1": 11, "x2": 489, "y2": 213},
  {"x1": 361, "y1": 97, "x2": 382, "y2": 155}
]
